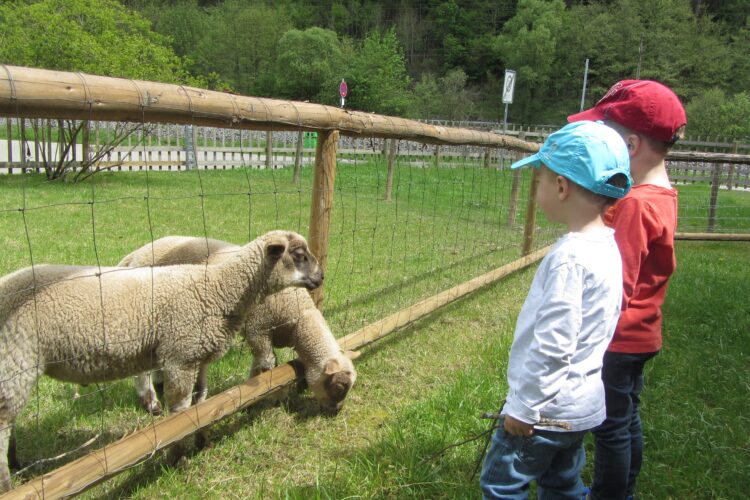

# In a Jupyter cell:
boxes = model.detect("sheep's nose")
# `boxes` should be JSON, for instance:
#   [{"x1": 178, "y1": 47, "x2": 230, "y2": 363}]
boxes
[{"x1": 321, "y1": 402, "x2": 343, "y2": 416}]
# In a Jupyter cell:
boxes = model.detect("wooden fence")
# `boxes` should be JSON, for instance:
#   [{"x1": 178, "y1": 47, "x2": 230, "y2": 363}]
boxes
[{"x1": 0, "y1": 65, "x2": 550, "y2": 497}]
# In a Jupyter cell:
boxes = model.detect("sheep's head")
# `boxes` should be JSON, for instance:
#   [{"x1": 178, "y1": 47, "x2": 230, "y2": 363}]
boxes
[
  {"x1": 263, "y1": 231, "x2": 324, "y2": 292},
  {"x1": 308, "y1": 350, "x2": 360, "y2": 414}
]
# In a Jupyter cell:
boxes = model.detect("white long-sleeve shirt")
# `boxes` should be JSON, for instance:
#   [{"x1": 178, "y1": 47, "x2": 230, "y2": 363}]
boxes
[{"x1": 502, "y1": 229, "x2": 622, "y2": 432}]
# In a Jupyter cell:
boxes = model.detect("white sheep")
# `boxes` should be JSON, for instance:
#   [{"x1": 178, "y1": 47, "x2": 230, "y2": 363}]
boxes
[
  {"x1": 0, "y1": 230, "x2": 322, "y2": 493},
  {"x1": 120, "y1": 236, "x2": 359, "y2": 416}
]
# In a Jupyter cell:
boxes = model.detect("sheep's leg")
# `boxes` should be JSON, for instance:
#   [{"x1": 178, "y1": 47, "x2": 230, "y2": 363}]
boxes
[
  {"x1": 163, "y1": 367, "x2": 195, "y2": 414},
  {"x1": 190, "y1": 364, "x2": 212, "y2": 451},
  {"x1": 0, "y1": 360, "x2": 39, "y2": 492},
  {"x1": 191, "y1": 365, "x2": 208, "y2": 406},
  {"x1": 134, "y1": 371, "x2": 163, "y2": 416},
  {"x1": 0, "y1": 423, "x2": 12, "y2": 493},
  {"x1": 162, "y1": 367, "x2": 198, "y2": 466},
  {"x1": 8, "y1": 426, "x2": 18, "y2": 471},
  {"x1": 248, "y1": 334, "x2": 276, "y2": 377}
]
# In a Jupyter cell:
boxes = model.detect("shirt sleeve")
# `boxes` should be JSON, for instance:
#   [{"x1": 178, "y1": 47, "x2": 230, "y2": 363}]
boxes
[
  {"x1": 503, "y1": 261, "x2": 583, "y2": 424},
  {"x1": 610, "y1": 198, "x2": 657, "y2": 308}
]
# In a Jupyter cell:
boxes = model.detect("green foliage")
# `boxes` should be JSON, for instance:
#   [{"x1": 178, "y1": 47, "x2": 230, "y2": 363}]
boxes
[
  {"x1": 192, "y1": 0, "x2": 292, "y2": 96},
  {"x1": 0, "y1": 0, "x2": 192, "y2": 84},
  {"x1": 409, "y1": 69, "x2": 475, "y2": 120},
  {"x1": 2, "y1": 0, "x2": 749, "y2": 131},
  {"x1": 273, "y1": 27, "x2": 344, "y2": 103},
  {"x1": 494, "y1": 0, "x2": 565, "y2": 122},
  {"x1": 345, "y1": 28, "x2": 412, "y2": 115},
  {"x1": 686, "y1": 89, "x2": 750, "y2": 140}
]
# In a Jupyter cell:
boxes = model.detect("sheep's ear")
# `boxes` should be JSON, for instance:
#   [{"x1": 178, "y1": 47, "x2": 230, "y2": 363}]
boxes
[
  {"x1": 343, "y1": 350, "x2": 361, "y2": 360},
  {"x1": 265, "y1": 237, "x2": 287, "y2": 261},
  {"x1": 324, "y1": 358, "x2": 341, "y2": 375}
]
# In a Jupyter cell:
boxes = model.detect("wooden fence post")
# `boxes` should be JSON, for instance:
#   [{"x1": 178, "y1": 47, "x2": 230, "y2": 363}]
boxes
[
  {"x1": 434, "y1": 144, "x2": 440, "y2": 167},
  {"x1": 522, "y1": 168, "x2": 540, "y2": 256},
  {"x1": 265, "y1": 130, "x2": 273, "y2": 169},
  {"x1": 5, "y1": 118, "x2": 11, "y2": 163},
  {"x1": 20, "y1": 118, "x2": 28, "y2": 164},
  {"x1": 507, "y1": 132, "x2": 526, "y2": 227},
  {"x1": 726, "y1": 141, "x2": 738, "y2": 191},
  {"x1": 47, "y1": 119, "x2": 53, "y2": 162},
  {"x1": 308, "y1": 129, "x2": 339, "y2": 309},
  {"x1": 384, "y1": 139, "x2": 398, "y2": 201},
  {"x1": 707, "y1": 162, "x2": 722, "y2": 233},
  {"x1": 293, "y1": 130, "x2": 303, "y2": 184},
  {"x1": 82, "y1": 120, "x2": 90, "y2": 166}
]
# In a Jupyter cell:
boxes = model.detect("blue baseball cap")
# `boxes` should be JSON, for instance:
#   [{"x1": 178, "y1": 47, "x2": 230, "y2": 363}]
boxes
[{"x1": 511, "y1": 121, "x2": 632, "y2": 199}]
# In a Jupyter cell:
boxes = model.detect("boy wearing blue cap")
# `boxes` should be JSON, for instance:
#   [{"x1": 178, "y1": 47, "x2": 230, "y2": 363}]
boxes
[{"x1": 480, "y1": 121, "x2": 632, "y2": 499}]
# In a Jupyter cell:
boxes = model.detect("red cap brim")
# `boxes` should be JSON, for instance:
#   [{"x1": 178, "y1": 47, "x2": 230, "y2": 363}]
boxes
[{"x1": 567, "y1": 107, "x2": 605, "y2": 123}]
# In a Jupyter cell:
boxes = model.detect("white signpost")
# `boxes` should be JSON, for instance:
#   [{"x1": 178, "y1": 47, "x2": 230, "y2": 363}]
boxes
[{"x1": 502, "y1": 69, "x2": 516, "y2": 133}]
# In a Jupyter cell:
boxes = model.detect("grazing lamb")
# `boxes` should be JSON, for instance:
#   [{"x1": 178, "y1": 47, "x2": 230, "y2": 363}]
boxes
[
  {"x1": 0, "y1": 231, "x2": 322, "y2": 493},
  {"x1": 120, "y1": 236, "x2": 359, "y2": 416}
]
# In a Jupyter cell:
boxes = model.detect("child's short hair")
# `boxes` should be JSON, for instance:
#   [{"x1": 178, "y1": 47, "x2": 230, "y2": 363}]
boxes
[
  {"x1": 570, "y1": 172, "x2": 631, "y2": 209},
  {"x1": 511, "y1": 121, "x2": 632, "y2": 200}
]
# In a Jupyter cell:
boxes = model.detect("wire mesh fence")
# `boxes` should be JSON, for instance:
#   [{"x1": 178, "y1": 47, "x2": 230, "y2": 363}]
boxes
[
  {"x1": 667, "y1": 158, "x2": 750, "y2": 235},
  {"x1": 0, "y1": 67, "x2": 559, "y2": 496},
  {"x1": 1, "y1": 65, "x2": 748, "y2": 497}
]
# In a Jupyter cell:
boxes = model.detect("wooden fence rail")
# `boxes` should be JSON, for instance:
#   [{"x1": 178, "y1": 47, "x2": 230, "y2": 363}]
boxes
[{"x1": 0, "y1": 66, "x2": 536, "y2": 151}]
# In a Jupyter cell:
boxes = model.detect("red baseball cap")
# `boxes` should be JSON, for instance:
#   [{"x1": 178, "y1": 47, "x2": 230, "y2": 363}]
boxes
[{"x1": 567, "y1": 80, "x2": 687, "y2": 143}]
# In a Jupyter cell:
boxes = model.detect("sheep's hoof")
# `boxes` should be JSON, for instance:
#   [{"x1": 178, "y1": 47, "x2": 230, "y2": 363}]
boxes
[
  {"x1": 165, "y1": 444, "x2": 187, "y2": 468},
  {"x1": 194, "y1": 431, "x2": 212, "y2": 450},
  {"x1": 139, "y1": 395, "x2": 163, "y2": 416}
]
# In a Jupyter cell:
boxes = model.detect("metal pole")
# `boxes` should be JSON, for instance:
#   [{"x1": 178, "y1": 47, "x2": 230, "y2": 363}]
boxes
[
  {"x1": 636, "y1": 35, "x2": 643, "y2": 79},
  {"x1": 580, "y1": 58, "x2": 590, "y2": 112},
  {"x1": 503, "y1": 103, "x2": 509, "y2": 133}
]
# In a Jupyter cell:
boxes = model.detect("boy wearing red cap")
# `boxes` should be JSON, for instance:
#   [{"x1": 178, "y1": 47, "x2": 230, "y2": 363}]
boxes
[{"x1": 568, "y1": 80, "x2": 687, "y2": 500}]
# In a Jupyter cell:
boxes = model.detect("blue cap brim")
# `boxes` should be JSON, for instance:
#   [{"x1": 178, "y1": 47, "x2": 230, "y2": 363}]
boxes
[{"x1": 510, "y1": 153, "x2": 542, "y2": 170}]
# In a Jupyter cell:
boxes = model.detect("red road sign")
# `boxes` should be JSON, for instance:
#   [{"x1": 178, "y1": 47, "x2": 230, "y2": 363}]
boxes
[{"x1": 339, "y1": 79, "x2": 348, "y2": 98}]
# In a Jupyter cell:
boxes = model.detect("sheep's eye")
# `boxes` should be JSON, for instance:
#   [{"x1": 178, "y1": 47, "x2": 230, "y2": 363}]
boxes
[{"x1": 293, "y1": 248, "x2": 307, "y2": 260}]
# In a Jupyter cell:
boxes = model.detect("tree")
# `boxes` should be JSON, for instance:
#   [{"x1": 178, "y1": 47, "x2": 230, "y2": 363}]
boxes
[
  {"x1": 493, "y1": 0, "x2": 565, "y2": 123},
  {"x1": 272, "y1": 27, "x2": 345, "y2": 103},
  {"x1": 345, "y1": 28, "x2": 411, "y2": 115},
  {"x1": 0, "y1": 0, "x2": 197, "y2": 181},
  {"x1": 0, "y1": 0, "x2": 193, "y2": 83},
  {"x1": 409, "y1": 69, "x2": 474, "y2": 119},
  {"x1": 686, "y1": 89, "x2": 750, "y2": 139},
  {"x1": 193, "y1": 0, "x2": 292, "y2": 96}
]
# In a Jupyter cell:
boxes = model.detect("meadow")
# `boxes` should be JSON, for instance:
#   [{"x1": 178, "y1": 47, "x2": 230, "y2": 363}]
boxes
[{"x1": 0, "y1": 162, "x2": 748, "y2": 498}]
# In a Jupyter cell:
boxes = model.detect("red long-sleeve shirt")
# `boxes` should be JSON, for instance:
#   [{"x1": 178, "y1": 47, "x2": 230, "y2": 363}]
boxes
[{"x1": 604, "y1": 184, "x2": 678, "y2": 353}]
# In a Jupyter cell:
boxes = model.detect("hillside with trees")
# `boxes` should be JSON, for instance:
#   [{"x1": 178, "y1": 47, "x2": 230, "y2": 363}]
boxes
[{"x1": 1, "y1": 0, "x2": 748, "y2": 138}]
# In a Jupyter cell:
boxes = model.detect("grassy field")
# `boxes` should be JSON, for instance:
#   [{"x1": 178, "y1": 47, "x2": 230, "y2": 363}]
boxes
[{"x1": 1, "y1": 164, "x2": 748, "y2": 498}]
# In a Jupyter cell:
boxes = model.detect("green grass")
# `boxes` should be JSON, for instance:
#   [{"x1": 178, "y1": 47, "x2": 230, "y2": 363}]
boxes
[
  {"x1": 675, "y1": 183, "x2": 750, "y2": 234},
  {"x1": 1, "y1": 164, "x2": 748, "y2": 497}
]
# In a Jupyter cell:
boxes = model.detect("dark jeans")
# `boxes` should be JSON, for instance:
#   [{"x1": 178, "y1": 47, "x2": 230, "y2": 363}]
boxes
[{"x1": 590, "y1": 351, "x2": 658, "y2": 500}]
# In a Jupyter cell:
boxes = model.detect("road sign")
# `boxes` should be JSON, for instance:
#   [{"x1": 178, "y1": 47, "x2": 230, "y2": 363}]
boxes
[
  {"x1": 502, "y1": 70, "x2": 516, "y2": 104},
  {"x1": 339, "y1": 79, "x2": 348, "y2": 98}
]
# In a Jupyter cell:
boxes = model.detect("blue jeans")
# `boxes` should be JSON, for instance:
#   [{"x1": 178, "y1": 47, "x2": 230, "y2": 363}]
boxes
[
  {"x1": 590, "y1": 351, "x2": 658, "y2": 500},
  {"x1": 480, "y1": 426, "x2": 588, "y2": 499}
]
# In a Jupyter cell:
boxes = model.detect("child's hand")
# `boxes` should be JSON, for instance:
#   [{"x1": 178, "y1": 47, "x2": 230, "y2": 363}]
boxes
[{"x1": 503, "y1": 415, "x2": 534, "y2": 436}]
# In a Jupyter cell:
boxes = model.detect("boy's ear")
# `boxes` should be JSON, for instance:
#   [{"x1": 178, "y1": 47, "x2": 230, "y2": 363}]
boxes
[
  {"x1": 556, "y1": 175, "x2": 570, "y2": 200},
  {"x1": 625, "y1": 133, "x2": 640, "y2": 157}
]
